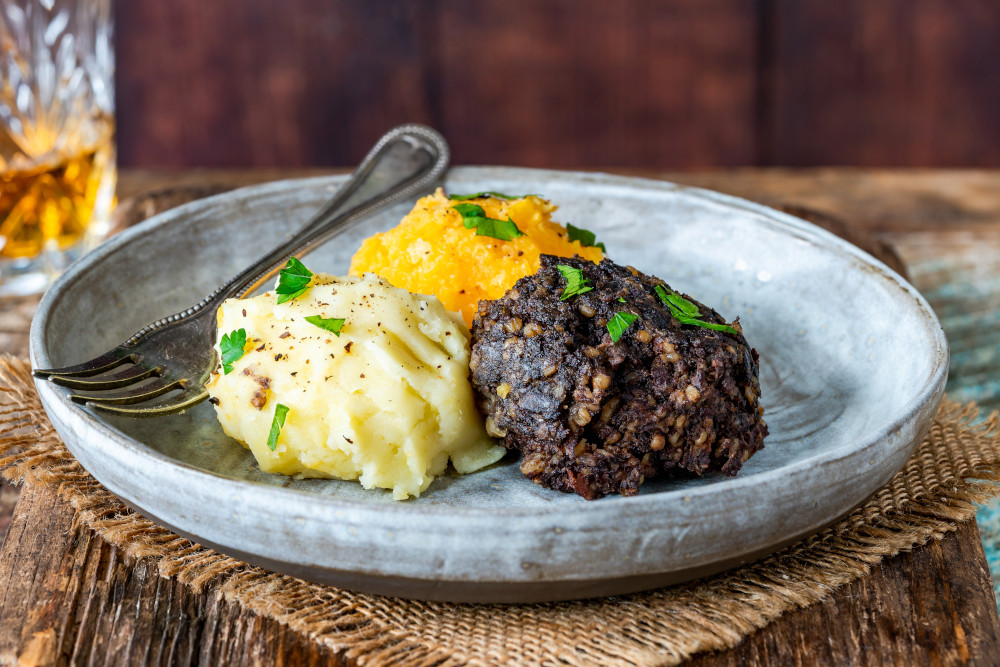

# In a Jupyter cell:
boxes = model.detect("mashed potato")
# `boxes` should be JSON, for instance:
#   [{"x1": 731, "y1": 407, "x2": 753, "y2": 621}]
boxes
[
  {"x1": 349, "y1": 189, "x2": 603, "y2": 326},
  {"x1": 206, "y1": 272, "x2": 505, "y2": 500}
]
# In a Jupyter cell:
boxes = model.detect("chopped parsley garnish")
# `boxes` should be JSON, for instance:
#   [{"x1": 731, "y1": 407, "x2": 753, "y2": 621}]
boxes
[
  {"x1": 556, "y1": 264, "x2": 593, "y2": 300},
  {"x1": 566, "y1": 223, "x2": 607, "y2": 252},
  {"x1": 449, "y1": 191, "x2": 536, "y2": 201},
  {"x1": 219, "y1": 328, "x2": 247, "y2": 375},
  {"x1": 451, "y1": 203, "x2": 486, "y2": 225},
  {"x1": 618, "y1": 296, "x2": 626, "y2": 303},
  {"x1": 267, "y1": 403, "x2": 289, "y2": 451},
  {"x1": 275, "y1": 257, "x2": 313, "y2": 304},
  {"x1": 476, "y1": 217, "x2": 524, "y2": 241},
  {"x1": 607, "y1": 311, "x2": 638, "y2": 343},
  {"x1": 655, "y1": 284, "x2": 738, "y2": 334},
  {"x1": 304, "y1": 315, "x2": 345, "y2": 336},
  {"x1": 451, "y1": 203, "x2": 525, "y2": 241}
]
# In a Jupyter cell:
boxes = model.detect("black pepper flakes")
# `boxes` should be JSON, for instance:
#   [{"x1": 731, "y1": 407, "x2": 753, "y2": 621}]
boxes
[
  {"x1": 242, "y1": 309, "x2": 247, "y2": 317},
  {"x1": 344, "y1": 342, "x2": 353, "y2": 353},
  {"x1": 279, "y1": 331, "x2": 291, "y2": 339},
  {"x1": 255, "y1": 344, "x2": 265, "y2": 352}
]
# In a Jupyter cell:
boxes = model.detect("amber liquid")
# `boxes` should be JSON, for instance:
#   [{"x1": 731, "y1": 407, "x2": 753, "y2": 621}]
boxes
[{"x1": 0, "y1": 147, "x2": 108, "y2": 259}]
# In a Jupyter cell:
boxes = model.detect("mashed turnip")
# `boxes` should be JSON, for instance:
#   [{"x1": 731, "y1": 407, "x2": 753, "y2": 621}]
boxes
[{"x1": 349, "y1": 189, "x2": 603, "y2": 326}]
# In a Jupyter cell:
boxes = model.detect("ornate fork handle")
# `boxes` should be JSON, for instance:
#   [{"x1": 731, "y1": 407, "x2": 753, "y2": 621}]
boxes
[{"x1": 124, "y1": 125, "x2": 449, "y2": 346}]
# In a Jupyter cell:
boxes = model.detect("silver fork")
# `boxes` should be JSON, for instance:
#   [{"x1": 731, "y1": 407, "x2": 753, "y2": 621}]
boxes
[{"x1": 33, "y1": 124, "x2": 449, "y2": 417}]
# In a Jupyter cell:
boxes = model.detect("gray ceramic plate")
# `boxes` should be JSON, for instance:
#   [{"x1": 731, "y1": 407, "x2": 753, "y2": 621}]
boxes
[{"x1": 30, "y1": 168, "x2": 948, "y2": 603}]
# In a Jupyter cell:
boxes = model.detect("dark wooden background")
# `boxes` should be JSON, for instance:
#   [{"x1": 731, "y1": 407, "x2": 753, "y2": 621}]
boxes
[{"x1": 114, "y1": 0, "x2": 1000, "y2": 169}]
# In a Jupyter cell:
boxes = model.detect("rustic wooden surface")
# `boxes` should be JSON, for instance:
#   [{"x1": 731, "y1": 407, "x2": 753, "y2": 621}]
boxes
[
  {"x1": 690, "y1": 520, "x2": 1000, "y2": 666},
  {"x1": 113, "y1": 1, "x2": 1000, "y2": 169},
  {"x1": 0, "y1": 483, "x2": 343, "y2": 666},
  {"x1": 1, "y1": 168, "x2": 998, "y2": 665},
  {"x1": 0, "y1": 483, "x2": 992, "y2": 667}
]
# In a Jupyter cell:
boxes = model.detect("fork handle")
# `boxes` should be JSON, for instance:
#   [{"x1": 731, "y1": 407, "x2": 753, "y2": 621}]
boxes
[
  {"x1": 123, "y1": 125, "x2": 449, "y2": 347},
  {"x1": 222, "y1": 124, "x2": 449, "y2": 301}
]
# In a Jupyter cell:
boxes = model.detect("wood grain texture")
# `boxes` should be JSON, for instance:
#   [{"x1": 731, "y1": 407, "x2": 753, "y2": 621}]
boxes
[
  {"x1": 432, "y1": 0, "x2": 758, "y2": 167},
  {"x1": 650, "y1": 169, "x2": 1000, "y2": 233},
  {"x1": 0, "y1": 483, "x2": 344, "y2": 666},
  {"x1": 766, "y1": 0, "x2": 1000, "y2": 167},
  {"x1": 114, "y1": 0, "x2": 434, "y2": 168},
  {"x1": 0, "y1": 482, "x2": 994, "y2": 665},
  {"x1": 689, "y1": 520, "x2": 1000, "y2": 666},
  {"x1": 897, "y1": 227, "x2": 1000, "y2": 414},
  {"x1": 114, "y1": 0, "x2": 760, "y2": 168},
  {"x1": 113, "y1": 2, "x2": 1000, "y2": 169},
  {"x1": 0, "y1": 482, "x2": 18, "y2": 547}
]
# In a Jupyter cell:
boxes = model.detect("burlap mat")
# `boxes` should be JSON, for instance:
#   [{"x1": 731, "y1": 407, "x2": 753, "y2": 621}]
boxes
[{"x1": 2, "y1": 356, "x2": 1000, "y2": 665}]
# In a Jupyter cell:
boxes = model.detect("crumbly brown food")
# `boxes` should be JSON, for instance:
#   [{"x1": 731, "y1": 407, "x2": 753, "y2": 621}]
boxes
[{"x1": 469, "y1": 255, "x2": 767, "y2": 500}]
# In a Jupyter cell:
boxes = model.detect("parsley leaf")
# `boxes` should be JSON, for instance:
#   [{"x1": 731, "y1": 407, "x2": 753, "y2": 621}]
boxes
[
  {"x1": 566, "y1": 223, "x2": 607, "y2": 252},
  {"x1": 451, "y1": 203, "x2": 485, "y2": 226},
  {"x1": 275, "y1": 257, "x2": 314, "y2": 304},
  {"x1": 451, "y1": 204, "x2": 525, "y2": 240},
  {"x1": 219, "y1": 328, "x2": 247, "y2": 375},
  {"x1": 655, "y1": 284, "x2": 738, "y2": 334},
  {"x1": 449, "y1": 191, "x2": 537, "y2": 201},
  {"x1": 556, "y1": 264, "x2": 593, "y2": 300},
  {"x1": 473, "y1": 216, "x2": 524, "y2": 240},
  {"x1": 607, "y1": 311, "x2": 638, "y2": 343},
  {"x1": 655, "y1": 284, "x2": 699, "y2": 317},
  {"x1": 267, "y1": 403, "x2": 289, "y2": 451},
  {"x1": 304, "y1": 315, "x2": 345, "y2": 336}
]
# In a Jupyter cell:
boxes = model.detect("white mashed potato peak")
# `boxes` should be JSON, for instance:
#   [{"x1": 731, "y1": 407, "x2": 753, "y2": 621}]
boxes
[{"x1": 206, "y1": 272, "x2": 505, "y2": 500}]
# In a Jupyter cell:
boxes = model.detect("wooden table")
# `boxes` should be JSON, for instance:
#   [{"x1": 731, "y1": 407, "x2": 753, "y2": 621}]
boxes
[{"x1": 1, "y1": 168, "x2": 999, "y2": 665}]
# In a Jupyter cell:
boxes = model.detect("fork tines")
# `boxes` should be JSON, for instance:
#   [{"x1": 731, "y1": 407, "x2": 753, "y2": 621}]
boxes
[
  {"x1": 72, "y1": 384, "x2": 208, "y2": 417},
  {"x1": 34, "y1": 351, "x2": 205, "y2": 416},
  {"x1": 33, "y1": 349, "x2": 136, "y2": 379}
]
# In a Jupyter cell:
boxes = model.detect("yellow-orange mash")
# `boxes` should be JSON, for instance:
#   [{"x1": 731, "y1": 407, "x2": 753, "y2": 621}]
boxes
[{"x1": 348, "y1": 189, "x2": 604, "y2": 326}]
